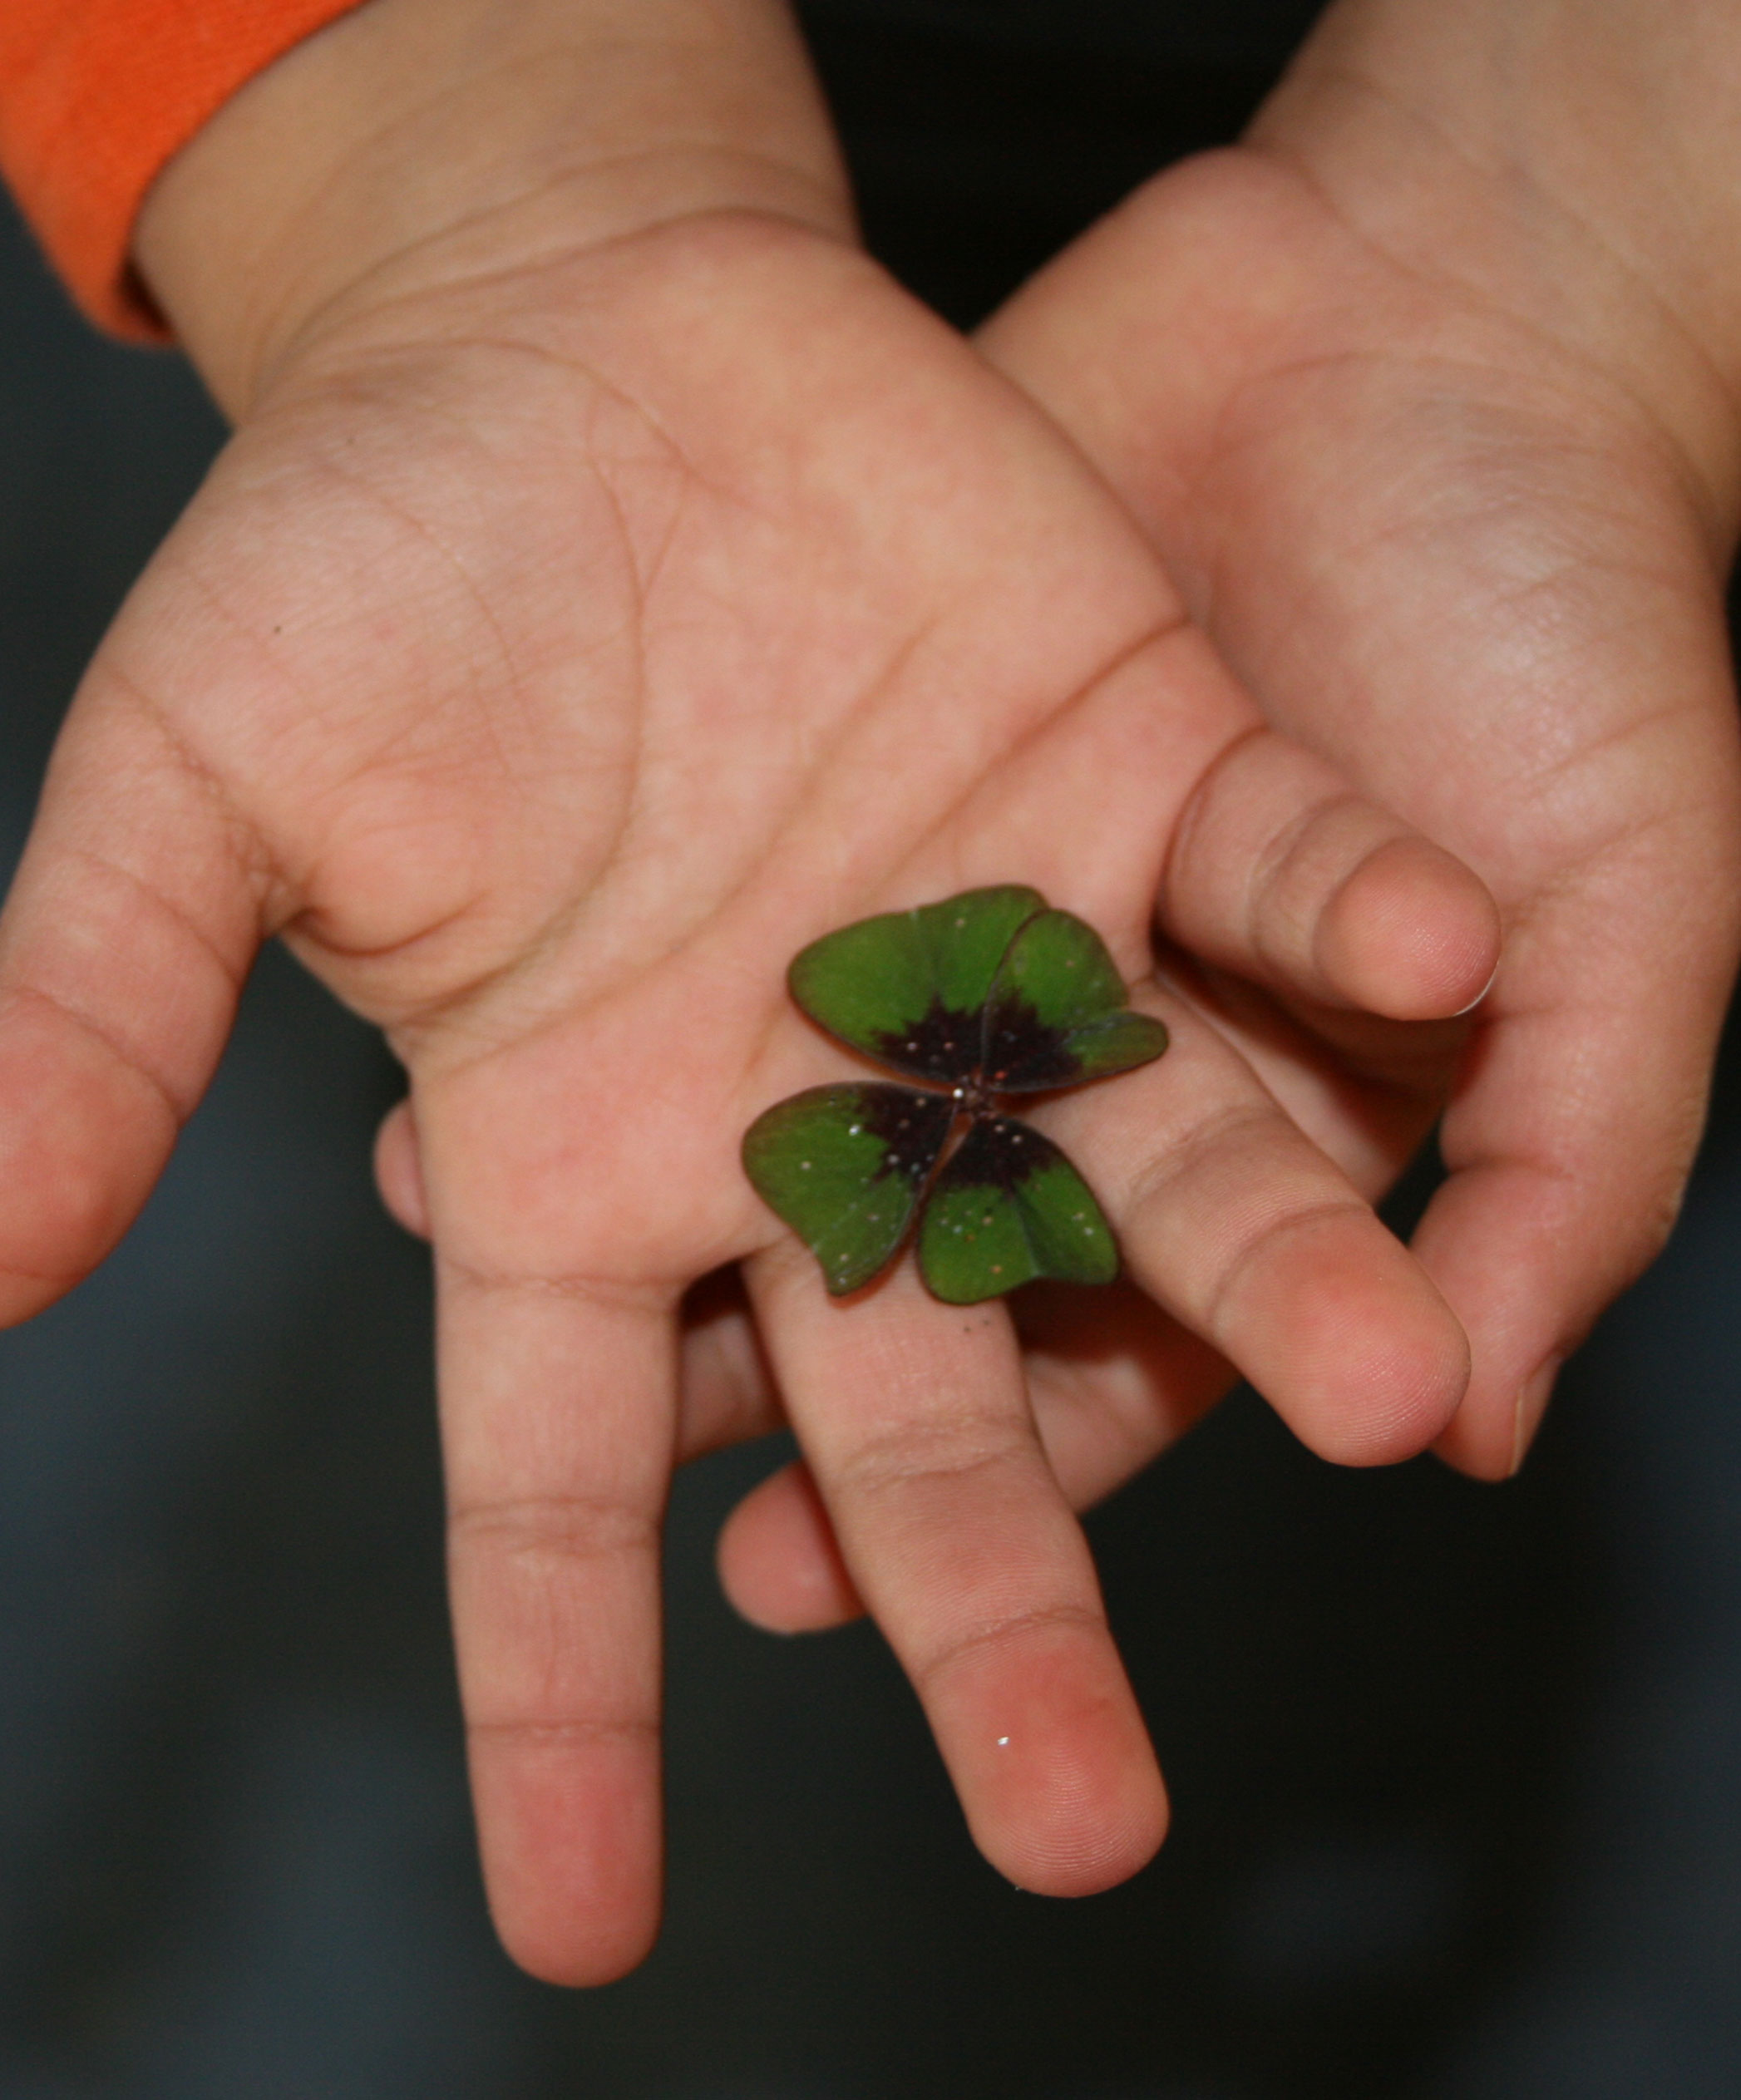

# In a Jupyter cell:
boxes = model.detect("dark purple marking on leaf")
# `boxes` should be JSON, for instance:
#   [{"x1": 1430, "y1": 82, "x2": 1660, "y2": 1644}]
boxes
[
  {"x1": 936, "y1": 1112, "x2": 1053, "y2": 1192},
  {"x1": 869, "y1": 998, "x2": 985, "y2": 1087},
  {"x1": 749, "y1": 890, "x2": 1165, "y2": 1300},
  {"x1": 980, "y1": 997, "x2": 1082, "y2": 1092},
  {"x1": 852, "y1": 1083, "x2": 957, "y2": 1184}
]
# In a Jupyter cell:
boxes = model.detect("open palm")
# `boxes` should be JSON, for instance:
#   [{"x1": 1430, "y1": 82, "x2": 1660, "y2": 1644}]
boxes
[
  {"x1": 724, "y1": 96, "x2": 1741, "y2": 1676},
  {"x1": 0, "y1": 206, "x2": 1499, "y2": 1979}
]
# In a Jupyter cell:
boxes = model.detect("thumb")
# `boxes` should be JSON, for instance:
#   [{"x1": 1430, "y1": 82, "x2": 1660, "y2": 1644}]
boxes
[{"x1": 0, "y1": 661, "x2": 267, "y2": 1320}]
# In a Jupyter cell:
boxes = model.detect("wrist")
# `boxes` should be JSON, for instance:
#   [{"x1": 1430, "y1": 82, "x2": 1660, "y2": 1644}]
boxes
[
  {"x1": 1253, "y1": 0, "x2": 1741, "y2": 530},
  {"x1": 132, "y1": 0, "x2": 851, "y2": 418}
]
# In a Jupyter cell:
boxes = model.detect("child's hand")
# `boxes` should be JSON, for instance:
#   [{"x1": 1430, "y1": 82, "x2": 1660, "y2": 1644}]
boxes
[
  {"x1": 969, "y1": 5, "x2": 1741, "y2": 1486},
  {"x1": 0, "y1": 0, "x2": 1503, "y2": 1985},
  {"x1": 719, "y1": 0, "x2": 1741, "y2": 1635}
]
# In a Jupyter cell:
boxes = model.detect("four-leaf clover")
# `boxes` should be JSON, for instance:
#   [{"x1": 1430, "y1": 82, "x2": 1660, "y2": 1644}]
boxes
[{"x1": 742, "y1": 886, "x2": 1168, "y2": 1302}]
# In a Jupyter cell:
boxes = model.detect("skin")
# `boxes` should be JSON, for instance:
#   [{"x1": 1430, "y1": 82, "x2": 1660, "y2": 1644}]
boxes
[
  {"x1": 718, "y1": 0, "x2": 1741, "y2": 1612},
  {"x1": 2, "y1": 0, "x2": 1734, "y2": 1989}
]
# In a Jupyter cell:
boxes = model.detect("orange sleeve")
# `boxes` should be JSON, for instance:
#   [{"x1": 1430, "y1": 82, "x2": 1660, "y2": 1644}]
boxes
[{"x1": 0, "y1": 0, "x2": 367, "y2": 338}]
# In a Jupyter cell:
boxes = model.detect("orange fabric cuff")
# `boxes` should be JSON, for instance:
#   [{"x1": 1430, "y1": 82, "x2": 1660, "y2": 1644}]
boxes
[{"x1": 0, "y1": 0, "x2": 366, "y2": 338}]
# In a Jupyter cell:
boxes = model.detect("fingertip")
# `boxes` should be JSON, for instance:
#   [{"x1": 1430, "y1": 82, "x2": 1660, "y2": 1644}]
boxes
[
  {"x1": 1409, "y1": 1157, "x2": 1623, "y2": 1481},
  {"x1": 1510, "y1": 1353, "x2": 1563, "y2": 1475},
  {"x1": 492, "y1": 1905, "x2": 660, "y2": 1990},
  {"x1": 940, "y1": 1630, "x2": 1168, "y2": 1897},
  {"x1": 0, "y1": 996, "x2": 179, "y2": 1324},
  {"x1": 716, "y1": 1461, "x2": 865, "y2": 1632},
  {"x1": 986, "y1": 1762, "x2": 1169, "y2": 1900},
  {"x1": 1244, "y1": 1220, "x2": 1471, "y2": 1467},
  {"x1": 373, "y1": 1097, "x2": 430, "y2": 1239},
  {"x1": 471, "y1": 1733, "x2": 663, "y2": 1987},
  {"x1": 1433, "y1": 1353, "x2": 1562, "y2": 1483},
  {"x1": 1317, "y1": 835, "x2": 1502, "y2": 1021}
]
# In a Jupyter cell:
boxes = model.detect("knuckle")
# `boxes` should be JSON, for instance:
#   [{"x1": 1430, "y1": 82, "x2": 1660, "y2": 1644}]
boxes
[
  {"x1": 826, "y1": 1412, "x2": 1036, "y2": 1507},
  {"x1": 448, "y1": 1493, "x2": 658, "y2": 1573},
  {"x1": 1121, "y1": 1100, "x2": 1280, "y2": 1220},
  {"x1": 1251, "y1": 793, "x2": 1376, "y2": 966},
  {"x1": 1199, "y1": 1195, "x2": 1371, "y2": 1335},
  {"x1": 914, "y1": 1600, "x2": 1104, "y2": 1693},
  {"x1": 465, "y1": 1713, "x2": 657, "y2": 1749}
]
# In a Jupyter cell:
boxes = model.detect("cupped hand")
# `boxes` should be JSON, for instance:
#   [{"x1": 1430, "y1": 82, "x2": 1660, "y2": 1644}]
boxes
[
  {"x1": 974, "y1": 136, "x2": 1741, "y2": 1485},
  {"x1": 0, "y1": 205, "x2": 1497, "y2": 1978},
  {"x1": 951, "y1": 76, "x2": 1740, "y2": 1520},
  {"x1": 722, "y1": 27, "x2": 1741, "y2": 1636}
]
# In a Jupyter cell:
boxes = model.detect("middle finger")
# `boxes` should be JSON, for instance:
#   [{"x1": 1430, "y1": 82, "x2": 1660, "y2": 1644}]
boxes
[{"x1": 743, "y1": 1238, "x2": 1167, "y2": 1895}]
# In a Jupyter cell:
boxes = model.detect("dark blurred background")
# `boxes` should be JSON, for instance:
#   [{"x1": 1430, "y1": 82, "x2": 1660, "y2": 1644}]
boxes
[{"x1": 2, "y1": 3, "x2": 1739, "y2": 2093}]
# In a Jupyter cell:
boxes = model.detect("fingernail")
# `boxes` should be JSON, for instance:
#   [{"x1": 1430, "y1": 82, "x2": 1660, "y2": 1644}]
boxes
[
  {"x1": 1510, "y1": 1356, "x2": 1561, "y2": 1476},
  {"x1": 1452, "y1": 962, "x2": 1500, "y2": 1018}
]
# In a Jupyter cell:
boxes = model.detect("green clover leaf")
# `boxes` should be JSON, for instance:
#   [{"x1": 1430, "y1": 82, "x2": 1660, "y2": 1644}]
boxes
[{"x1": 742, "y1": 887, "x2": 1168, "y2": 1304}]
